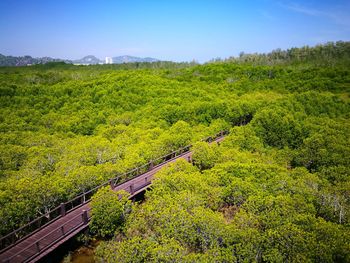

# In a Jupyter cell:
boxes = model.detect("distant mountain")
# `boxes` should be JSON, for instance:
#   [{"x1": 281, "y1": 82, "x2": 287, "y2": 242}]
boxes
[
  {"x1": 0, "y1": 54, "x2": 70, "y2": 66},
  {"x1": 73, "y1": 55, "x2": 102, "y2": 65},
  {"x1": 112, "y1": 55, "x2": 159, "y2": 64},
  {"x1": 0, "y1": 54, "x2": 160, "y2": 66}
]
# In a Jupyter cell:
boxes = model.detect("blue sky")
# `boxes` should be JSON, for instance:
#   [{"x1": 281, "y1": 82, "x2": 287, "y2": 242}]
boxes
[{"x1": 0, "y1": 0, "x2": 349, "y2": 62}]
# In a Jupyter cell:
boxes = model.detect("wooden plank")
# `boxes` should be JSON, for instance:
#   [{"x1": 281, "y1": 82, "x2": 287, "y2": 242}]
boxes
[{"x1": 0, "y1": 135, "x2": 225, "y2": 263}]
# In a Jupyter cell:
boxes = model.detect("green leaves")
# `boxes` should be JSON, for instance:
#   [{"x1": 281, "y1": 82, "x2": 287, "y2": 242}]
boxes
[
  {"x1": 95, "y1": 237, "x2": 186, "y2": 263},
  {"x1": 192, "y1": 142, "x2": 220, "y2": 170},
  {"x1": 0, "y1": 55, "x2": 349, "y2": 260},
  {"x1": 224, "y1": 126, "x2": 263, "y2": 152},
  {"x1": 252, "y1": 107, "x2": 304, "y2": 149},
  {"x1": 90, "y1": 187, "x2": 132, "y2": 238}
]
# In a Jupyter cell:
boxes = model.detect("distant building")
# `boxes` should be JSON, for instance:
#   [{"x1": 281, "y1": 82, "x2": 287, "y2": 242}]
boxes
[{"x1": 105, "y1": 57, "x2": 113, "y2": 64}]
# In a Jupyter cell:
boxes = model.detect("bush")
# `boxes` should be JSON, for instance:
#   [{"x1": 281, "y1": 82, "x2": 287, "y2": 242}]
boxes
[{"x1": 90, "y1": 187, "x2": 131, "y2": 237}]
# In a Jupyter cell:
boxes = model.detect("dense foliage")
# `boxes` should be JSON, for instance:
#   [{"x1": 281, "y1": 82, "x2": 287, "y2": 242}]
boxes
[
  {"x1": 0, "y1": 43, "x2": 349, "y2": 261},
  {"x1": 224, "y1": 41, "x2": 350, "y2": 66},
  {"x1": 90, "y1": 188, "x2": 131, "y2": 238}
]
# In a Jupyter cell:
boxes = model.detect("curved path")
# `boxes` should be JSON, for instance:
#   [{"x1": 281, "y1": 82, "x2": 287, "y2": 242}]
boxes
[{"x1": 0, "y1": 135, "x2": 225, "y2": 263}]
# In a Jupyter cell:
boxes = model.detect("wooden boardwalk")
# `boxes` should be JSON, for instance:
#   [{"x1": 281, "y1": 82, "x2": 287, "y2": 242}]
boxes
[{"x1": 0, "y1": 135, "x2": 225, "y2": 263}]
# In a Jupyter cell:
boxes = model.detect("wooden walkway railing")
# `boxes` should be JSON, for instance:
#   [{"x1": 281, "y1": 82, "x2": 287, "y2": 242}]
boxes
[
  {"x1": 2, "y1": 209, "x2": 91, "y2": 263},
  {"x1": 0, "y1": 130, "x2": 228, "y2": 262}
]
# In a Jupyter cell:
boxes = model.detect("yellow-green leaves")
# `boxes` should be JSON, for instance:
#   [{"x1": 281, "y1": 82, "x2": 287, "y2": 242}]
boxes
[
  {"x1": 90, "y1": 187, "x2": 131, "y2": 238},
  {"x1": 192, "y1": 142, "x2": 221, "y2": 170}
]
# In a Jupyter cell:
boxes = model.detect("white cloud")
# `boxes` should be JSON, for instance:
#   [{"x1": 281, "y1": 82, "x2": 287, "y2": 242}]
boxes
[
  {"x1": 281, "y1": 2, "x2": 350, "y2": 28},
  {"x1": 260, "y1": 10, "x2": 275, "y2": 21}
]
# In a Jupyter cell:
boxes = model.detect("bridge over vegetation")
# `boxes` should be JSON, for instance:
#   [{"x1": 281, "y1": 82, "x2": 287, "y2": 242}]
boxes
[
  {"x1": 0, "y1": 42, "x2": 349, "y2": 262},
  {"x1": 0, "y1": 131, "x2": 227, "y2": 263}
]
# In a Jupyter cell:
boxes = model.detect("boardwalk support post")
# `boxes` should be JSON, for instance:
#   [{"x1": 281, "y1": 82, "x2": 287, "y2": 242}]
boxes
[
  {"x1": 82, "y1": 210, "x2": 88, "y2": 225},
  {"x1": 36, "y1": 241, "x2": 40, "y2": 252},
  {"x1": 0, "y1": 131, "x2": 235, "y2": 261},
  {"x1": 81, "y1": 193, "x2": 85, "y2": 204},
  {"x1": 60, "y1": 203, "x2": 66, "y2": 217}
]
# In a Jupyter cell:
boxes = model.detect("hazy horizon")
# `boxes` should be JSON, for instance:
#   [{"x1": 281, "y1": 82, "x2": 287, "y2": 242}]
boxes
[{"x1": 1, "y1": 0, "x2": 349, "y2": 62}]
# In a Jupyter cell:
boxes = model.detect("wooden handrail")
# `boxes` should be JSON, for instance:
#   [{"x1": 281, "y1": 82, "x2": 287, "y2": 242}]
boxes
[
  {"x1": 5, "y1": 209, "x2": 91, "y2": 263},
  {"x1": 0, "y1": 130, "x2": 227, "y2": 252}
]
